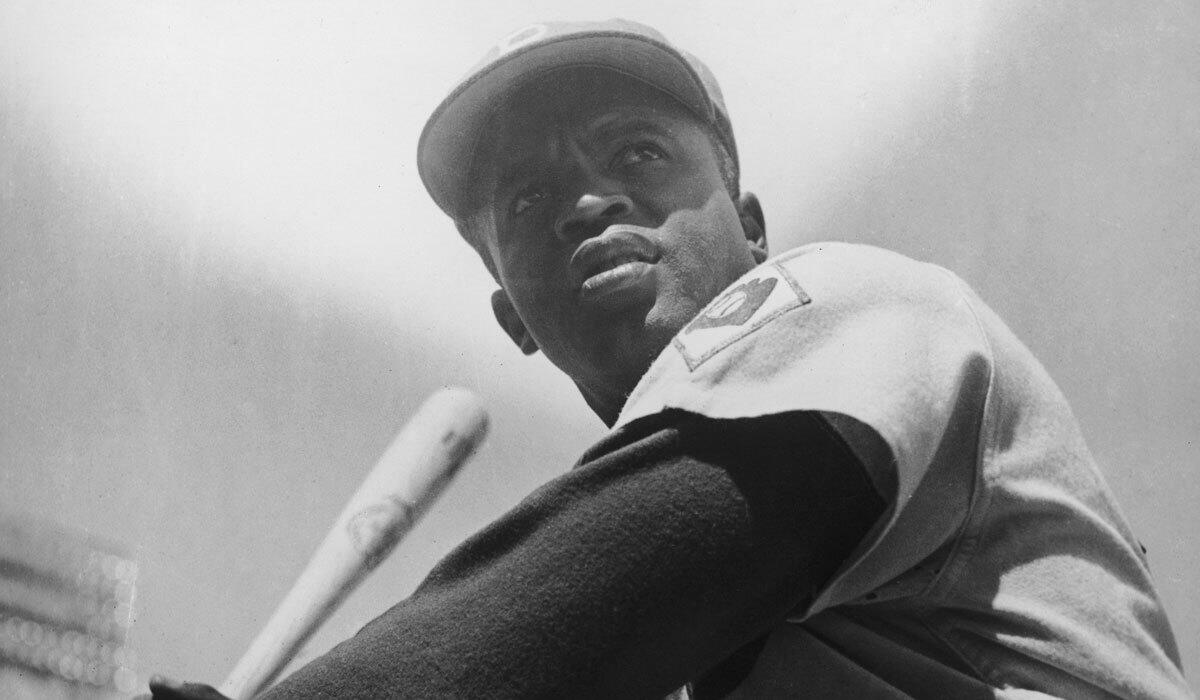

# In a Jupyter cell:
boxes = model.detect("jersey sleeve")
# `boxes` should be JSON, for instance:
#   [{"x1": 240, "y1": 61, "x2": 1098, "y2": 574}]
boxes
[
  {"x1": 615, "y1": 242, "x2": 993, "y2": 617},
  {"x1": 258, "y1": 410, "x2": 882, "y2": 700}
]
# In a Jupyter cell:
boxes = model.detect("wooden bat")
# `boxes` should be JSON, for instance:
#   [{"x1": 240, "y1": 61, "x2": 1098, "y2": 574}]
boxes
[{"x1": 218, "y1": 387, "x2": 489, "y2": 699}]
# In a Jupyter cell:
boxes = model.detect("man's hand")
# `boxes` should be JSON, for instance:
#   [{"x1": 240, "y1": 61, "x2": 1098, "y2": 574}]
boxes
[{"x1": 134, "y1": 675, "x2": 231, "y2": 700}]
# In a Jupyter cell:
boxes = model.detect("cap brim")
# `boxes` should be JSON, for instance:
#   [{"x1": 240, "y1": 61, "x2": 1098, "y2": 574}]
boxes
[{"x1": 417, "y1": 30, "x2": 714, "y2": 219}]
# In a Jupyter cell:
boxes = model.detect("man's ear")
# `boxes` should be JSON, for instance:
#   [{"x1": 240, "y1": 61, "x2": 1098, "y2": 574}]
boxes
[
  {"x1": 737, "y1": 192, "x2": 768, "y2": 263},
  {"x1": 490, "y1": 289, "x2": 539, "y2": 355}
]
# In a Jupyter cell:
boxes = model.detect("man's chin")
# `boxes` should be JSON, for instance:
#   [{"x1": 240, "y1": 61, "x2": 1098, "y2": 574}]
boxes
[{"x1": 596, "y1": 325, "x2": 677, "y2": 379}]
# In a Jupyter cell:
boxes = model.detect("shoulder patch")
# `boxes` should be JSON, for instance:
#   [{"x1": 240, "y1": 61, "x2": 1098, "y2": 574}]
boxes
[{"x1": 673, "y1": 261, "x2": 811, "y2": 370}]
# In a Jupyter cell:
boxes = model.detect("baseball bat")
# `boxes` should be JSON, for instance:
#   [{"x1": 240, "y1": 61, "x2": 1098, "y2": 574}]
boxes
[{"x1": 218, "y1": 387, "x2": 489, "y2": 700}]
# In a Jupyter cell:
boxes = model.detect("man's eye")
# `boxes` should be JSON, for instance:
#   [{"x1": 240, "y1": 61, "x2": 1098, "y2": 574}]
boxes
[
  {"x1": 512, "y1": 187, "x2": 549, "y2": 216},
  {"x1": 612, "y1": 143, "x2": 665, "y2": 168}
]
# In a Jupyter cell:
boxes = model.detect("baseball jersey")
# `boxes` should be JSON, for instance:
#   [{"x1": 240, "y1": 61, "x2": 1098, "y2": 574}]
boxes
[{"x1": 617, "y1": 243, "x2": 1191, "y2": 698}]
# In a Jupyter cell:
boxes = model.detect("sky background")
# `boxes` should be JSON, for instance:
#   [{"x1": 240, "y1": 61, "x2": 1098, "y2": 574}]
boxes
[{"x1": 1, "y1": 0, "x2": 1197, "y2": 692}]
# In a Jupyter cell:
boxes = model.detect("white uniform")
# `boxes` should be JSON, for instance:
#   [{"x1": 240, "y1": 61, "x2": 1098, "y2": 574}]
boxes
[{"x1": 619, "y1": 243, "x2": 1191, "y2": 698}]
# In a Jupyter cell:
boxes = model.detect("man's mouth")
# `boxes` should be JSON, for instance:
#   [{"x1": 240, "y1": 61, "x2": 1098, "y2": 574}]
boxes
[
  {"x1": 570, "y1": 229, "x2": 661, "y2": 304},
  {"x1": 579, "y1": 257, "x2": 653, "y2": 297}
]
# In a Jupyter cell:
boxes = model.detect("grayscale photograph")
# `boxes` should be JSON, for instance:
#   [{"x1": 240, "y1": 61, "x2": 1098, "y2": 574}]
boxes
[{"x1": 1, "y1": 1, "x2": 1196, "y2": 698}]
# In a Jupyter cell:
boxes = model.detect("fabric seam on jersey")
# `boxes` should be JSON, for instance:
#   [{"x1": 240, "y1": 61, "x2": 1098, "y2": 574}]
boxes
[
  {"x1": 914, "y1": 264, "x2": 997, "y2": 606},
  {"x1": 947, "y1": 627, "x2": 1126, "y2": 697},
  {"x1": 915, "y1": 615, "x2": 990, "y2": 684},
  {"x1": 905, "y1": 264, "x2": 1009, "y2": 690},
  {"x1": 801, "y1": 620, "x2": 922, "y2": 700}
]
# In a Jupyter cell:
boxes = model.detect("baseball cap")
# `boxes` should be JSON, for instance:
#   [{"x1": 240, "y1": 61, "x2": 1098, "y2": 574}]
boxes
[{"x1": 417, "y1": 18, "x2": 738, "y2": 220}]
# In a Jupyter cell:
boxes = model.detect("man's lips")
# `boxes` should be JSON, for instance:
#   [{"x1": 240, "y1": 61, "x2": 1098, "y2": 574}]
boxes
[{"x1": 569, "y1": 228, "x2": 661, "y2": 296}]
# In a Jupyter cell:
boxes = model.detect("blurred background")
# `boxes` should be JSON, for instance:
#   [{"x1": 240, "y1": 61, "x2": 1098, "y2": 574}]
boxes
[{"x1": 1, "y1": 0, "x2": 1196, "y2": 695}]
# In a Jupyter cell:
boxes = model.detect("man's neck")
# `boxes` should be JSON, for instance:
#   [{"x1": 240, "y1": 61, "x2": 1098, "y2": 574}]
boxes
[{"x1": 577, "y1": 384, "x2": 625, "y2": 427}]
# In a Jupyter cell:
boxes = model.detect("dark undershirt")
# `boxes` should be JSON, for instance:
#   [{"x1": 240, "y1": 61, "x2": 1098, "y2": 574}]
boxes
[{"x1": 260, "y1": 410, "x2": 885, "y2": 699}]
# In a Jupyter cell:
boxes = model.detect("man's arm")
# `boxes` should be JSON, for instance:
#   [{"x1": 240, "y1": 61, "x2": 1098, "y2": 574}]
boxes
[{"x1": 254, "y1": 409, "x2": 884, "y2": 699}]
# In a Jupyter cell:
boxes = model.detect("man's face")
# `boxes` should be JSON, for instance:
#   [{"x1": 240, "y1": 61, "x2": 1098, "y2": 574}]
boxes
[{"x1": 474, "y1": 68, "x2": 763, "y2": 419}]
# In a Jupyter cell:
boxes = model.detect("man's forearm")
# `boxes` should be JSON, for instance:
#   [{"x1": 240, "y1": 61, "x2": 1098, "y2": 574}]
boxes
[{"x1": 261, "y1": 411, "x2": 885, "y2": 699}]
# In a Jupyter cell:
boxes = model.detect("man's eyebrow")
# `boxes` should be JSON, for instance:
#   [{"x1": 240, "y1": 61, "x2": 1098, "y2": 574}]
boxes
[
  {"x1": 587, "y1": 113, "x2": 677, "y2": 141},
  {"x1": 492, "y1": 159, "x2": 540, "y2": 194},
  {"x1": 488, "y1": 113, "x2": 679, "y2": 194}
]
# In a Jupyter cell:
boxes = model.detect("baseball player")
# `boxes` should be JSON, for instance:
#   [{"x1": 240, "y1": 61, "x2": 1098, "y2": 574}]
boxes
[{"x1": 148, "y1": 19, "x2": 1191, "y2": 699}]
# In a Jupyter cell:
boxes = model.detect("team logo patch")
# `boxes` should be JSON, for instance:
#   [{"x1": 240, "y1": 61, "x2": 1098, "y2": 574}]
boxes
[
  {"x1": 673, "y1": 263, "x2": 810, "y2": 370},
  {"x1": 686, "y1": 277, "x2": 777, "y2": 331}
]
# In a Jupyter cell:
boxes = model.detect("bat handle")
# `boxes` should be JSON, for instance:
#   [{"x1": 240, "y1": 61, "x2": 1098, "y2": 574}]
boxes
[{"x1": 218, "y1": 388, "x2": 488, "y2": 699}]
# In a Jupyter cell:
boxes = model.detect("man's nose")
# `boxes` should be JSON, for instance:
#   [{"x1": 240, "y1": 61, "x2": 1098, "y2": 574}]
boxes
[{"x1": 554, "y1": 191, "x2": 634, "y2": 242}]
